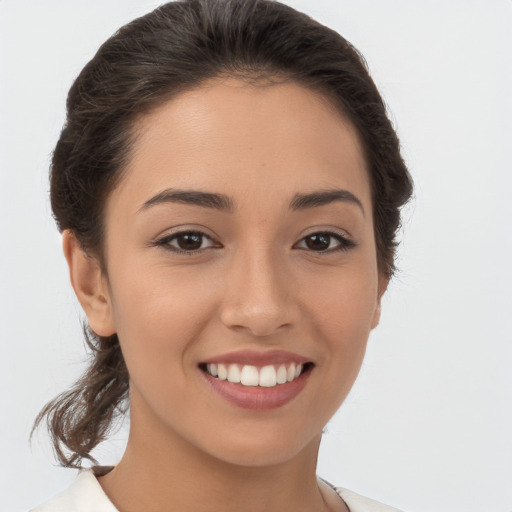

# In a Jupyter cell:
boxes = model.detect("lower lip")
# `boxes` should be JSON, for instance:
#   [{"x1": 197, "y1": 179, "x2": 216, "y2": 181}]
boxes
[{"x1": 201, "y1": 369, "x2": 311, "y2": 410}]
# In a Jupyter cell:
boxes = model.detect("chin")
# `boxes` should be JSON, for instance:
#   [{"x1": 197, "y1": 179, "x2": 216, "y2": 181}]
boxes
[{"x1": 196, "y1": 426, "x2": 321, "y2": 469}]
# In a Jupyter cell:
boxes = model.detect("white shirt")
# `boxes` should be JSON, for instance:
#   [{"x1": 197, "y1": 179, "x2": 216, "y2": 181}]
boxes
[{"x1": 30, "y1": 470, "x2": 403, "y2": 512}]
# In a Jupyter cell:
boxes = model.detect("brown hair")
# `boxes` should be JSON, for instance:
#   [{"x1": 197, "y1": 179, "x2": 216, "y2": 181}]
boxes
[{"x1": 33, "y1": 0, "x2": 413, "y2": 468}]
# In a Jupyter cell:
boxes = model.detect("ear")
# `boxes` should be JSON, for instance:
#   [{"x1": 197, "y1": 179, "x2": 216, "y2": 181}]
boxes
[
  {"x1": 62, "y1": 230, "x2": 116, "y2": 337},
  {"x1": 371, "y1": 273, "x2": 389, "y2": 330}
]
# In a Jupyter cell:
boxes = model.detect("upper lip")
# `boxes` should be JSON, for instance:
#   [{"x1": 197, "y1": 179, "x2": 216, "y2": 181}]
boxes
[{"x1": 201, "y1": 349, "x2": 311, "y2": 367}]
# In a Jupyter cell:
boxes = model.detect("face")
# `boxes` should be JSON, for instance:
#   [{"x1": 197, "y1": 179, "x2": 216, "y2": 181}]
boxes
[{"x1": 90, "y1": 78, "x2": 384, "y2": 467}]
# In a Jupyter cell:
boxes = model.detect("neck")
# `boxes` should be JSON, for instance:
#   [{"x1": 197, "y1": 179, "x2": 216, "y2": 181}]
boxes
[{"x1": 97, "y1": 392, "x2": 342, "y2": 512}]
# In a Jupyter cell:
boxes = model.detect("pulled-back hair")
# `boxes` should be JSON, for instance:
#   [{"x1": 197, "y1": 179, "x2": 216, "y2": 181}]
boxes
[{"x1": 33, "y1": 0, "x2": 413, "y2": 468}]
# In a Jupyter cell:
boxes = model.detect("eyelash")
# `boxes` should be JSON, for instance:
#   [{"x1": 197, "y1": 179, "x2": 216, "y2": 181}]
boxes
[
  {"x1": 153, "y1": 231, "x2": 218, "y2": 255},
  {"x1": 295, "y1": 231, "x2": 356, "y2": 253},
  {"x1": 153, "y1": 230, "x2": 356, "y2": 255}
]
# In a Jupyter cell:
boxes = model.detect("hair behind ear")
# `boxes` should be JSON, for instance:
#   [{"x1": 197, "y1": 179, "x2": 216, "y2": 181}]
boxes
[{"x1": 31, "y1": 328, "x2": 129, "y2": 468}]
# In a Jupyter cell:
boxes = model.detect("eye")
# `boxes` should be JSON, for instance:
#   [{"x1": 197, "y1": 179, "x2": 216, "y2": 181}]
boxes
[
  {"x1": 155, "y1": 230, "x2": 219, "y2": 253},
  {"x1": 295, "y1": 231, "x2": 355, "y2": 252}
]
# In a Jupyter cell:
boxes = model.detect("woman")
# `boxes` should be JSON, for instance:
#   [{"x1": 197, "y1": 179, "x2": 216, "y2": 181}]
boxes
[{"x1": 30, "y1": 0, "x2": 412, "y2": 510}]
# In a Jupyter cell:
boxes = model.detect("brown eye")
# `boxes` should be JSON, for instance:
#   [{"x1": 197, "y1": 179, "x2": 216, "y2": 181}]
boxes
[
  {"x1": 295, "y1": 231, "x2": 355, "y2": 253},
  {"x1": 156, "y1": 230, "x2": 218, "y2": 253},
  {"x1": 175, "y1": 232, "x2": 203, "y2": 251},
  {"x1": 304, "y1": 233, "x2": 332, "y2": 251}
]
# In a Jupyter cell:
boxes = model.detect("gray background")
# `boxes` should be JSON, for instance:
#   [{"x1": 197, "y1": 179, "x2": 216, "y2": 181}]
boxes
[{"x1": 1, "y1": 1, "x2": 511, "y2": 511}]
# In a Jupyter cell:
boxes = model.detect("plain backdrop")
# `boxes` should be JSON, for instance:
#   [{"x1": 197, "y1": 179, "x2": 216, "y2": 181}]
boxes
[{"x1": 1, "y1": 1, "x2": 511, "y2": 511}]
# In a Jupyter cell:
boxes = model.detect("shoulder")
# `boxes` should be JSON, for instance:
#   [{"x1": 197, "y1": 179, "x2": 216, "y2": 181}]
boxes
[
  {"x1": 29, "y1": 470, "x2": 118, "y2": 512},
  {"x1": 335, "y1": 486, "x2": 404, "y2": 512}
]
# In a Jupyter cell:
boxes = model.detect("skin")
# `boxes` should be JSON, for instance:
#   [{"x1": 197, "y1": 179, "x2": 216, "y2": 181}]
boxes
[{"x1": 64, "y1": 77, "x2": 386, "y2": 512}]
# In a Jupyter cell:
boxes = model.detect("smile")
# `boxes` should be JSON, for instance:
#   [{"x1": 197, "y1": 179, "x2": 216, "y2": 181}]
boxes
[
  {"x1": 198, "y1": 350, "x2": 314, "y2": 409},
  {"x1": 203, "y1": 362, "x2": 307, "y2": 388}
]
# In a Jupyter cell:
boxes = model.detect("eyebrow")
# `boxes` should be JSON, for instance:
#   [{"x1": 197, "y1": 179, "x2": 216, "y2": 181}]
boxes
[
  {"x1": 290, "y1": 189, "x2": 365, "y2": 216},
  {"x1": 139, "y1": 189, "x2": 234, "y2": 212},
  {"x1": 139, "y1": 187, "x2": 364, "y2": 216}
]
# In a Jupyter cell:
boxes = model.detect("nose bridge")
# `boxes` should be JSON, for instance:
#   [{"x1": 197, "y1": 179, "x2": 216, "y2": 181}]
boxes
[{"x1": 220, "y1": 239, "x2": 296, "y2": 337}]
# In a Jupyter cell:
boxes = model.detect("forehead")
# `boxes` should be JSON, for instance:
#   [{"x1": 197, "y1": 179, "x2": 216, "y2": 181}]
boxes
[{"x1": 111, "y1": 78, "x2": 371, "y2": 214}]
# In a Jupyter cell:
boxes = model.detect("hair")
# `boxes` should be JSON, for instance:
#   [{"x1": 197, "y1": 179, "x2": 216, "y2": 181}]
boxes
[{"x1": 33, "y1": 0, "x2": 413, "y2": 468}]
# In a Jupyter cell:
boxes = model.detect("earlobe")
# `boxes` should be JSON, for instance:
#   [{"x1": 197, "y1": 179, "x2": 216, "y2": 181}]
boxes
[
  {"x1": 371, "y1": 273, "x2": 389, "y2": 330},
  {"x1": 62, "y1": 230, "x2": 116, "y2": 337},
  {"x1": 371, "y1": 301, "x2": 382, "y2": 329}
]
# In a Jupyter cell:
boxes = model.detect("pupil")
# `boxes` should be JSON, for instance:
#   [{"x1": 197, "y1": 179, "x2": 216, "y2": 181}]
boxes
[
  {"x1": 178, "y1": 233, "x2": 202, "y2": 250},
  {"x1": 306, "y1": 234, "x2": 330, "y2": 250}
]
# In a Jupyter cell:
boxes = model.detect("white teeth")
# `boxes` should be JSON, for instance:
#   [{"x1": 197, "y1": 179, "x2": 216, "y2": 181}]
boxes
[
  {"x1": 240, "y1": 365, "x2": 259, "y2": 386},
  {"x1": 259, "y1": 365, "x2": 277, "y2": 387},
  {"x1": 217, "y1": 363, "x2": 227, "y2": 380},
  {"x1": 227, "y1": 364, "x2": 241, "y2": 383},
  {"x1": 287, "y1": 363, "x2": 296, "y2": 382},
  {"x1": 205, "y1": 362, "x2": 307, "y2": 386},
  {"x1": 276, "y1": 364, "x2": 287, "y2": 384}
]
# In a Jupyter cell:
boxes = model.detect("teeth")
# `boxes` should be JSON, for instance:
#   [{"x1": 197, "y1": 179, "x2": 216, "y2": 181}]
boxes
[
  {"x1": 276, "y1": 364, "x2": 287, "y2": 384},
  {"x1": 205, "y1": 362, "x2": 306, "y2": 387},
  {"x1": 217, "y1": 363, "x2": 227, "y2": 380},
  {"x1": 287, "y1": 363, "x2": 296, "y2": 382},
  {"x1": 259, "y1": 365, "x2": 277, "y2": 387},
  {"x1": 240, "y1": 365, "x2": 259, "y2": 386},
  {"x1": 227, "y1": 364, "x2": 241, "y2": 383}
]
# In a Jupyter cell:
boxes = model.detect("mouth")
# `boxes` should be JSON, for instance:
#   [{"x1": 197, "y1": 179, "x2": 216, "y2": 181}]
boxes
[
  {"x1": 198, "y1": 361, "x2": 314, "y2": 388},
  {"x1": 197, "y1": 351, "x2": 314, "y2": 410}
]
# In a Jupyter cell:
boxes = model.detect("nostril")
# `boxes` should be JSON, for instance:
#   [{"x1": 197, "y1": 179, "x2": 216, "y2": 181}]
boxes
[{"x1": 219, "y1": 287, "x2": 299, "y2": 337}]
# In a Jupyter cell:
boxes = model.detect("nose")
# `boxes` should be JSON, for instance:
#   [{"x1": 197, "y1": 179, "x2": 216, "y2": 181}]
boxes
[{"x1": 220, "y1": 247, "x2": 299, "y2": 338}]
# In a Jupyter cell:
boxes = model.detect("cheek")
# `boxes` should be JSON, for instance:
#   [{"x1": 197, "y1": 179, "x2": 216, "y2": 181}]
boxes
[
  {"x1": 110, "y1": 257, "x2": 214, "y2": 328},
  {"x1": 303, "y1": 263, "x2": 379, "y2": 381},
  {"x1": 106, "y1": 263, "x2": 218, "y2": 381},
  {"x1": 293, "y1": 275, "x2": 377, "y2": 437},
  {"x1": 306, "y1": 262, "x2": 379, "y2": 333}
]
